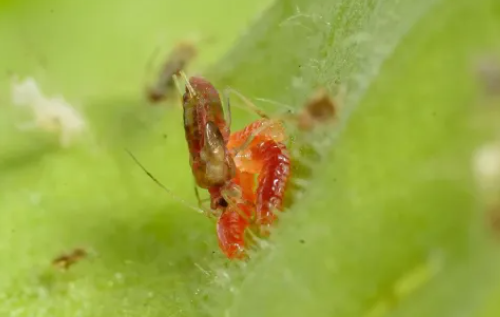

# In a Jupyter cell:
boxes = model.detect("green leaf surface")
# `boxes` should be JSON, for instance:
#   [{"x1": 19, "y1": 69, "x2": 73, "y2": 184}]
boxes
[{"x1": 1, "y1": 0, "x2": 500, "y2": 316}]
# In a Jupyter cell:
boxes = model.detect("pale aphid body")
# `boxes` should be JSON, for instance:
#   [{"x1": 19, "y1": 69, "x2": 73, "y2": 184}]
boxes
[{"x1": 11, "y1": 77, "x2": 86, "y2": 147}]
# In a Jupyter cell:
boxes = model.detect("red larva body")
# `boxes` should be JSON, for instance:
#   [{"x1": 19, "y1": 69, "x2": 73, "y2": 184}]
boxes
[
  {"x1": 217, "y1": 203, "x2": 251, "y2": 259},
  {"x1": 253, "y1": 140, "x2": 291, "y2": 229},
  {"x1": 227, "y1": 120, "x2": 290, "y2": 226},
  {"x1": 217, "y1": 140, "x2": 291, "y2": 259},
  {"x1": 213, "y1": 168, "x2": 255, "y2": 259},
  {"x1": 219, "y1": 122, "x2": 290, "y2": 258}
]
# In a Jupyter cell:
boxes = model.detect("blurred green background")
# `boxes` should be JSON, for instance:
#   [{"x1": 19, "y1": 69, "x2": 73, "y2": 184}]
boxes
[
  {"x1": 1, "y1": 0, "x2": 500, "y2": 316},
  {"x1": 0, "y1": 0, "x2": 272, "y2": 315}
]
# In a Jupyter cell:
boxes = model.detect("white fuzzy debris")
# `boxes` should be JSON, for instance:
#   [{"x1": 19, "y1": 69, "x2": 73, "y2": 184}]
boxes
[
  {"x1": 473, "y1": 142, "x2": 500, "y2": 191},
  {"x1": 11, "y1": 77, "x2": 86, "y2": 147}
]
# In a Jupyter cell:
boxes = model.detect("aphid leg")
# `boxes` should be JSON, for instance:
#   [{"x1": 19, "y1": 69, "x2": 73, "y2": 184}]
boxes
[
  {"x1": 234, "y1": 122, "x2": 269, "y2": 155},
  {"x1": 172, "y1": 74, "x2": 184, "y2": 95},
  {"x1": 254, "y1": 97, "x2": 295, "y2": 112},
  {"x1": 245, "y1": 97, "x2": 305, "y2": 126},
  {"x1": 194, "y1": 185, "x2": 204, "y2": 207},
  {"x1": 223, "y1": 88, "x2": 269, "y2": 119},
  {"x1": 222, "y1": 87, "x2": 232, "y2": 131},
  {"x1": 192, "y1": 185, "x2": 216, "y2": 218},
  {"x1": 220, "y1": 184, "x2": 250, "y2": 217},
  {"x1": 231, "y1": 119, "x2": 284, "y2": 156},
  {"x1": 169, "y1": 74, "x2": 185, "y2": 107},
  {"x1": 245, "y1": 223, "x2": 267, "y2": 250}
]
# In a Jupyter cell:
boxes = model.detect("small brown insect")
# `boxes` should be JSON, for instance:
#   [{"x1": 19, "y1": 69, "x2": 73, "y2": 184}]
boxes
[
  {"x1": 296, "y1": 88, "x2": 338, "y2": 131},
  {"x1": 52, "y1": 248, "x2": 88, "y2": 270},
  {"x1": 146, "y1": 41, "x2": 198, "y2": 103}
]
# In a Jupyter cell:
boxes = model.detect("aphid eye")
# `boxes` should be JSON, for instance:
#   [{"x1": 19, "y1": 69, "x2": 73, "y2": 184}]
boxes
[{"x1": 218, "y1": 198, "x2": 228, "y2": 208}]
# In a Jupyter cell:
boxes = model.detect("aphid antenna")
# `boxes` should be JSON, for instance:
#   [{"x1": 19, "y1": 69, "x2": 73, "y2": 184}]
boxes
[
  {"x1": 193, "y1": 185, "x2": 212, "y2": 210},
  {"x1": 223, "y1": 87, "x2": 269, "y2": 119},
  {"x1": 143, "y1": 45, "x2": 162, "y2": 85},
  {"x1": 254, "y1": 97, "x2": 295, "y2": 112},
  {"x1": 226, "y1": 199, "x2": 256, "y2": 223},
  {"x1": 179, "y1": 71, "x2": 196, "y2": 97},
  {"x1": 125, "y1": 149, "x2": 205, "y2": 215}
]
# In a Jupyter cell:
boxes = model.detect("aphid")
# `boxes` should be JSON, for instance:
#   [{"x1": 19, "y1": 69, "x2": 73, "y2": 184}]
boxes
[
  {"x1": 182, "y1": 76, "x2": 235, "y2": 191},
  {"x1": 296, "y1": 88, "x2": 337, "y2": 131},
  {"x1": 52, "y1": 248, "x2": 87, "y2": 270},
  {"x1": 146, "y1": 41, "x2": 197, "y2": 103}
]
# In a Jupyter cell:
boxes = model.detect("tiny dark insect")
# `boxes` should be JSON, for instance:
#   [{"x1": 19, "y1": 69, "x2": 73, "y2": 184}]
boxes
[
  {"x1": 52, "y1": 248, "x2": 88, "y2": 270},
  {"x1": 146, "y1": 41, "x2": 198, "y2": 104},
  {"x1": 296, "y1": 88, "x2": 338, "y2": 131}
]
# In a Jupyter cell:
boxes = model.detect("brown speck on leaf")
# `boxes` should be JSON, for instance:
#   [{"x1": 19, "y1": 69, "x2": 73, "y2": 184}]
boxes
[
  {"x1": 52, "y1": 248, "x2": 88, "y2": 270},
  {"x1": 297, "y1": 88, "x2": 338, "y2": 131}
]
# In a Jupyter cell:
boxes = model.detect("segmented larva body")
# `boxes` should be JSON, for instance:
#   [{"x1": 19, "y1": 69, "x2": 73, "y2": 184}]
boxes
[
  {"x1": 217, "y1": 141, "x2": 290, "y2": 258},
  {"x1": 252, "y1": 140, "x2": 291, "y2": 229},
  {"x1": 217, "y1": 203, "x2": 251, "y2": 259}
]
